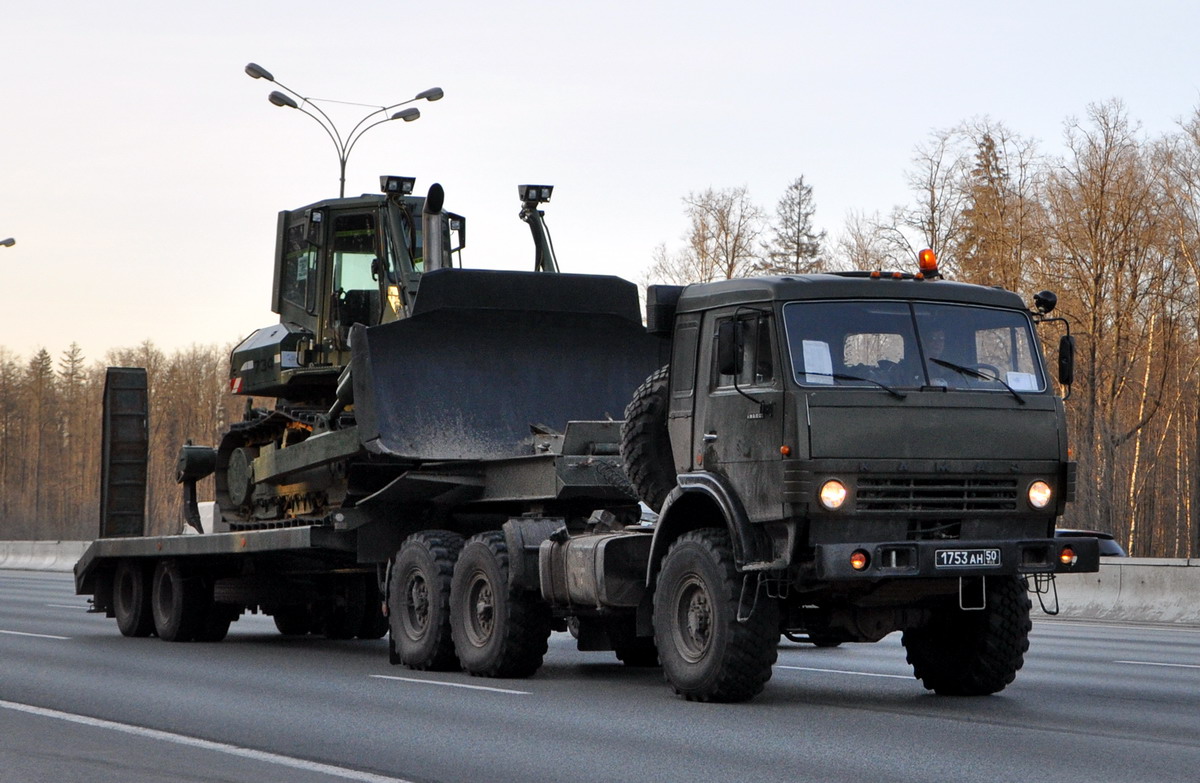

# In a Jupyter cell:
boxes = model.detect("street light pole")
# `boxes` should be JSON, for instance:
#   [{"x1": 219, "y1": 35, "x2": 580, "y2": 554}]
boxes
[{"x1": 245, "y1": 63, "x2": 443, "y2": 197}]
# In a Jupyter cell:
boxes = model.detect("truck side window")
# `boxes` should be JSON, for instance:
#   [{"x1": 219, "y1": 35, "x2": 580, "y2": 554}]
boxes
[
  {"x1": 713, "y1": 313, "x2": 774, "y2": 389},
  {"x1": 671, "y1": 317, "x2": 700, "y2": 397}
]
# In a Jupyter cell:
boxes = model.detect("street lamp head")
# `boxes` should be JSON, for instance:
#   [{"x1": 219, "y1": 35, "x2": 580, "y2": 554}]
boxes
[
  {"x1": 245, "y1": 62, "x2": 274, "y2": 81},
  {"x1": 392, "y1": 107, "x2": 421, "y2": 122},
  {"x1": 268, "y1": 91, "x2": 299, "y2": 109},
  {"x1": 415, "y1": 87, "x2": 444, "y2": 102},
  {"x1": 0, "y1": 238, "x2": 14, "y2": 248}
]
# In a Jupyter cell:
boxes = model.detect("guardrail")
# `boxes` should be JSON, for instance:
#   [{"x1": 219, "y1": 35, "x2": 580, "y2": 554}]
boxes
[{"x1": 2, "y1": 542, "x2": 1197, "y2": 625}]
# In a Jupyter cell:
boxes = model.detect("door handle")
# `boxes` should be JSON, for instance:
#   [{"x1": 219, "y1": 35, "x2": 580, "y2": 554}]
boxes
[{"x1": 703, "y1": 432, "x2": 718, "y2": 442}]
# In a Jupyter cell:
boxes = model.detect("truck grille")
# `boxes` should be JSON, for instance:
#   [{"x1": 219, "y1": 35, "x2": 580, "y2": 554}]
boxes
[{"x1": 856, "y1": 477, "x2": 1018, "y2": 512}]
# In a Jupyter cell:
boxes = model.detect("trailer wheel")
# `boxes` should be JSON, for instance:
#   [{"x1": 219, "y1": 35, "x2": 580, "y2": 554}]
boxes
[
  {"x1": 653, "y1": 529, "x2": 779, "y2": 702},
  {"x1": 390, "y1": 531, "x2": 463, "y2": 670},
  {"x1": 902, "y1": 575, "x2": 1031, "y2": 696},
  {"x1": 113, "y1": 559, "x2": 155, "y2": 638},
  {"x1": 273, "y1": 608, "x2": 311, "y2": 636},
  {"x1": 621, "y1": 365, "x2": 675, "y2": 511},
  {"x1": 450, "y1": 531, "x2": 551, "y2": 678},
  {"x1": 195, "y1": 601, "x2": 238, "y2": 643},
  {"x1": 151, "y1": 559, "x2": 206, "y2": 642}
]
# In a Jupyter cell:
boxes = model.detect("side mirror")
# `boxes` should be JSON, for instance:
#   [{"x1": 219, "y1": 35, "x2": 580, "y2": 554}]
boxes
[
  {"x1": 717, "y1": 321, "x2": 743, "y2": 376},
  {"x1": 1058, "y1": 334, "x2": 1075, "y2": 386}
]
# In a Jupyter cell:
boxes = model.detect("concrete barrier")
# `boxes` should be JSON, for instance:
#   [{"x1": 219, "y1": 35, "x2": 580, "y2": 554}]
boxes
[
  {"x1": 0, "y1": 541, "x2": 90, "y2": 573},
  {"x1": 1048, "y1": 557, "x2": 1200, "y2": 626}
]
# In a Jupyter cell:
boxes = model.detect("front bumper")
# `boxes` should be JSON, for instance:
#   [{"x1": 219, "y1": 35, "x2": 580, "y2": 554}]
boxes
[{"x1": 814, "y1": 536, "x2": 1100, "y2": 580}]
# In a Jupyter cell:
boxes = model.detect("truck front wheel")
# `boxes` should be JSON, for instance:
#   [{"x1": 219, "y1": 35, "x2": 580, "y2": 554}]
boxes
[
  {"x1": 902, "y1": 575, "x2": 1032, "y2": 695},
  {"x1": 113, "y1": 559, "x2": 155, "y2": 637},
  {"x1": 653, "y1": 529, "x2": 779, "y2": 702},
  {"x1": 389, "y1": 531, "x2": 463, "y2": 670},
  {"x1": 450, "y1": 531, "x2": 551, "y2": 678}
]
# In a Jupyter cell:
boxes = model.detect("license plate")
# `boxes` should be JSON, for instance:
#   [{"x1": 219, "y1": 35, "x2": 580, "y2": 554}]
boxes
[{"x1": 935, "y1": 548, "x2": 1001, "y2": 568}]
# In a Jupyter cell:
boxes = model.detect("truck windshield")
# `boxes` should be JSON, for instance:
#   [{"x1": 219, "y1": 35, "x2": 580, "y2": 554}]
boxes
[{"x1": 782, "y1": 300, "x2": 1046, "y2": 393}]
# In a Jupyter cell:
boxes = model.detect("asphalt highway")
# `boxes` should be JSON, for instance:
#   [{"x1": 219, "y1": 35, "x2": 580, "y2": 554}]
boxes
[{"x1": 2, "y1": 569, "x2": 1198, "y2": 783}]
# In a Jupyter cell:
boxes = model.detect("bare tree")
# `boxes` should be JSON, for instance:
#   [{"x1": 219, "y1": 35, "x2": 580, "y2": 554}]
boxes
[{"x1": 646, "y1": 186, "x2": 766, "y2": 285}]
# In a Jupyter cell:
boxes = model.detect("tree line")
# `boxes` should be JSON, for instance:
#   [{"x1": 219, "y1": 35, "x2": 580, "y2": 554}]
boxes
[
  {"x1": 2, "y1": 99, "x2": 1197, "y2": 557},
  {"x1": 0, "y1": 342, "x2": 241, "y2": 540},
  {"x1": 647, "y1": 99, "x2": 1200, "y2": 558}
]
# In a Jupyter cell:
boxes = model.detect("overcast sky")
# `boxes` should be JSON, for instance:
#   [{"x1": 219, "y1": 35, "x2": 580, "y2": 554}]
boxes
[{"x1": 4, "y1": 1, "x2": 1199, "y2": 362}]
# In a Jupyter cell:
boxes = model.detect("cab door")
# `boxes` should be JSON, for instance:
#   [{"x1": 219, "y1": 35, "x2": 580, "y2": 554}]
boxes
[{"x1": 692, "y1": 309, "x2": 785, "y2": 523}]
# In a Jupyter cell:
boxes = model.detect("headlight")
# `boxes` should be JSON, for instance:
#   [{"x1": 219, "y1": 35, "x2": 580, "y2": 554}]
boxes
[
  {"x1": 819, "y1": 479, "x2": 848, "y2": 510},
  {"x1": 1028, "y1": 480, "x2": 1053, "y2": 509}
]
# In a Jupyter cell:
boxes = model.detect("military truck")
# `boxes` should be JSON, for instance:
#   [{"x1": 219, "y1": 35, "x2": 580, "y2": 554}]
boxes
[{"x1": 75, "y1": 180, "x2": 1098, "y2": 703}]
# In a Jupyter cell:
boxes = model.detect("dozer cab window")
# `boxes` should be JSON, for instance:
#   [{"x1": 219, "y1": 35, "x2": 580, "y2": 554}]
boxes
[
  {"x1": 281, "y1": 224, "x2": 318, "y2": 313},
  {"x1": 331, "y1": 213, "x2": 383, "y2": 332}
]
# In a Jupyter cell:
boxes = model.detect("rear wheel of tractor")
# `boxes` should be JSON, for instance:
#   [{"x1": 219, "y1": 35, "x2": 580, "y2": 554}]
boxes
[
  {"x1": 653, "y1": 529, "x2": 779, "y2": 702},
  {"x1": 151, "y1": 559, "x2": 206, "y2": 642},
  {"x1": 902, "y1": 575, "x2": 1031, "y2": 696},
  {"x1": 113, "y1": 559, "x2": 155, "y2": 637},
  {"x1": 621, "y1": 365, "x2": 675, "y2": 512},
  {"x1": 389, "y1": 531, "x2": 463, "y2": 670},
  {"x1": 450, "y1": 531, "x2": 551, "y2": 678}
]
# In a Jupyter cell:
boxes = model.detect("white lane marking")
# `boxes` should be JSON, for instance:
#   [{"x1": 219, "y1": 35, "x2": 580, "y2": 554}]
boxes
[
  {"x1": 778, "y1": 665, "x2": 911, "y2": 680},
  {"x1": 370, "y1": 674, "x2": 530, "y2": 695},
  {"x1": 0, "y1": 699, "x2": 415, "y2": 783},
  {"x1": 46, "y1": 604, "x2": 85, "y2": 609},
  {"x1": 0, "y1": 629, "x2": 70, "y2": 640},
  {"x1": 1114, "y1": 660, "x2": 1200, "y2": 670}
]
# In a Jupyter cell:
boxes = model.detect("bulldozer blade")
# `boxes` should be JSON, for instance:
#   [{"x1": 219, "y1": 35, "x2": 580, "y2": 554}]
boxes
[{"x1": 351, "y1": 269, "x2": 668, "y2": 460}]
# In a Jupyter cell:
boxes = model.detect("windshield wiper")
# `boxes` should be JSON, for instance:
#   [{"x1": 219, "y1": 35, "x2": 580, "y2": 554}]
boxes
[
  {"x1": 804, "y1": 371, "x2": 906, "y2": 400},
  {"x1": 930, "y1": 358, "x2": 1026, "y2": 404}
]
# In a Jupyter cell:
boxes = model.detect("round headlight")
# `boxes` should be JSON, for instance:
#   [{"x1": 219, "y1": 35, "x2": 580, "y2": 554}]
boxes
[
  {"x1": 819, "y1": 479, "x2": 848, "y2": 510},
  {"x1": 1028, "y1": 480, "x2": 1053, "y2": 509}
]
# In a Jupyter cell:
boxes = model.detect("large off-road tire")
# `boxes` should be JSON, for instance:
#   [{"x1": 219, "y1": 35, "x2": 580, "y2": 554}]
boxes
[
  {"x1": 113, "y1": 559, "x2": 155, "y2": 638},
  {"x1": 621, "y1": 365, "x2": 675, "y2": 512},
  {"x1": 450, "y1": 531, "x2": 552, "y2": 678},
  {"x1": 151, "y1": 559, "x2": 206, "y2": 642},
  {"x1": 389, "y1": 531, "x2": 463, "y2": 670},
  {"x1": 653, "y1": 529, "x2": 779, "y2": 702},
  {"x1": 902, "y1": 575, "x2": 1032, "y2": 696}
]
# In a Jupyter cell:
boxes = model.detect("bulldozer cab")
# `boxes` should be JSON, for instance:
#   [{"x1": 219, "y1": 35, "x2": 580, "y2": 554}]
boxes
[{"x1": 233, "y1": 183, "x2": 464, "y2": 401}]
